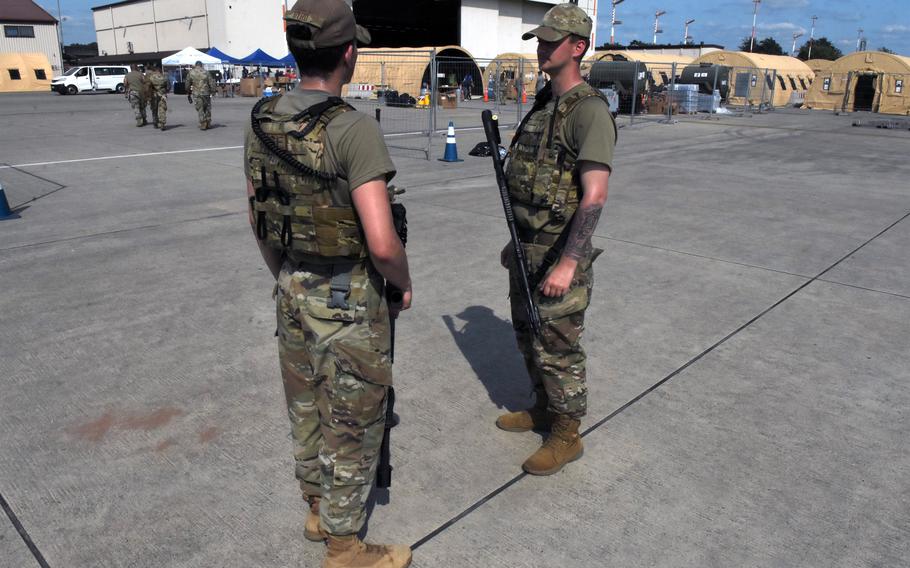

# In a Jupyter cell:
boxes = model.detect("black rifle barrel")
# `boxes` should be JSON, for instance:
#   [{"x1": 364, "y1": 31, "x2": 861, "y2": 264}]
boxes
[
  {"x1": 375, "y1": 385, "x2": 395, "y2": 489},
  {"x1": 481, "y1": 109, "x2": 542, "y2": 337},
  {"x1": 376, "y1": 201, "x2": 407, "y2": 489}
]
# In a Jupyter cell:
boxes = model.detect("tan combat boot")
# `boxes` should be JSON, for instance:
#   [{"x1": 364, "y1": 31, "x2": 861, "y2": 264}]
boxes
[
  {"x1": 323, "y1": 534, "x2": 412, "y2": 568},
  {"x1": 495, "y1": 388, "x2": 552, "y2": 432},
  {"x1": 521, "y1": 414, "x2": 584, "y2": 476},
  {"x1": 304, "y1": 497, "x2": 327, "y2": 542}
]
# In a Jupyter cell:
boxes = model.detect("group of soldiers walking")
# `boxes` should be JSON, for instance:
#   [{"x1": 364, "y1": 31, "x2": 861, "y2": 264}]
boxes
[
  {"x1": 123, "y1": 61, "x2": 215, "y2": 131},
  {"x1": 245, "y1": 1, "x2": 615, "y2": 567}
]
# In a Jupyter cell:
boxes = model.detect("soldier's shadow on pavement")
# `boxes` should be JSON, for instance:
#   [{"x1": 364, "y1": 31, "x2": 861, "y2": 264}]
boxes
[
  {"x1": 443, "y1": 306, "x2": 533, "y2": 413},
  {"x1": 362, "y1": 306, "x2": 531, "y2": 536}
]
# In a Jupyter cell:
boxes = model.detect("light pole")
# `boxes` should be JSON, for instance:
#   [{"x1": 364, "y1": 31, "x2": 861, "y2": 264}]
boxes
[
  {"x1": 856, "y1": 28, "x2": 864, "y2": 52},
  {"x1": 55, "y1": 0, "x2": 64, "y2": 70},
  {"x1": 808, "y1": 15, "x2": 817, "y2": 59},
  {"x1": 610, "y1": 0, "x2": 625, "y2": 45},
  {"x1": 791, "y1": 32, "x2": 803, "y2": 56},
  {"x1": 750, "y1": 0, "x2": 761, "y2": 52},
  {"x1": 653, "y1": 10, "x2": 666, "y2": 45},
  {"x1": 684, "y1": 19, "x2": 695, "y2": 45}
]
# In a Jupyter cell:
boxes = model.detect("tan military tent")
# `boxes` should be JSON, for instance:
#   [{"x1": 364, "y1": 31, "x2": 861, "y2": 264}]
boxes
[
  {"x1": 691, "y1": 51, "x2": 814, "y2": 107},
  {"x1": 804, "y1": 51, "x2": 910, "y2": 115},
  {"x1": 588, "y1": 51, "x2": 694, "y2": 86},
  {"x1": 349, "y1": 46, "x2": 480, "y2": 98},
  {"x1": 0, "y1": 52, "x2": 52, "y2": 93},
  {"x1": 481, "y1": 53, "x2": 539, "y2": 98},
  {"x1": 806, "y1": 58, "x2": 834, "y2": 76}
]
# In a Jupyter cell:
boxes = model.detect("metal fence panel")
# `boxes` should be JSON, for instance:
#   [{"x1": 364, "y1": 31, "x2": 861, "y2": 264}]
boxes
[{"x1": 346, "y1": 49, "x2": 435, "y2": 158}]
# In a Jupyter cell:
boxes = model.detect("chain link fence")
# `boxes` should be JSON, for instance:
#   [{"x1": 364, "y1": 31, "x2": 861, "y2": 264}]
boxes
[
  {"x1": 583, "y1": 59, "x2": 805, "y2": 124},
  {"x1": 344, "y1": 52, "x2": 885, "y2": 158}
]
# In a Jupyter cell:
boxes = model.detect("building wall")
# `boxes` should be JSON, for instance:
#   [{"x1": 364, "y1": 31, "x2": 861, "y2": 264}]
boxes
[
  {"x1": 218, "y1": 0, "x2": 286, "y2": 58},
  {"x1": 0, "y1": 21, "x2": 63, "y2": 72},
  {"x1": 93, "y1": 0, "x2": 287, "y2": 59},
  {"x1": 92, "y1": 0, "x2": 596, "y2": 61},
  {"x1": 94, "y1": 0, "x2": 209, "y2": 56},
  {"x1": 460, "y1": 0, "x2": 596, "y2": 60}
]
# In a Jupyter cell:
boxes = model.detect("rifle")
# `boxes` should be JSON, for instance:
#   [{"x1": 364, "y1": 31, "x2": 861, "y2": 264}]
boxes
[
  {"x1": 481, "y1": 110, "x2": 542, "y2": 337},
  {"x1": 376, "y1": 188, "x2": 407, "y2": 489}
]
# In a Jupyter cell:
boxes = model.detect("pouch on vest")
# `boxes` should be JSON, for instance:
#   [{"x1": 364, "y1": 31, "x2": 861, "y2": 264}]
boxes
[{"x1": 510, "y1": 243, "x2": 603, "y2": 321}]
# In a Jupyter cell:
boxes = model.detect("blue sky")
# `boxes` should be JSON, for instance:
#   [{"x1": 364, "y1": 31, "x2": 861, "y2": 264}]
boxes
[
  {"x1": 37, "y1": 0, "x2": 910, "y2": 56},
  {"x1": 592, "y1": 0, "x2": 909, "y2": 55}
]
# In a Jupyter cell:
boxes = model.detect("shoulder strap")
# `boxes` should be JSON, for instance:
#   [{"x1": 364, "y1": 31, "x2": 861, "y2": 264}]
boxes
[
  {"x1": 250, "y1": 96, "x2": 337, "y2": 180},
  {"x1": 289, "y1": 97, "x2": 354, "y2": 140},
  {"x1": 508, "y1": 82, "x2": 553, "y2": 149},
  {"x1": 557, "y1": 84, "x2": 618, "y2": 144}
]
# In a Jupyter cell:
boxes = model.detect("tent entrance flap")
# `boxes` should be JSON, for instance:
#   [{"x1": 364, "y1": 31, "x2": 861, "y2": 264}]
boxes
[{"x1": 854, "y1": 74, "x2": 878, "y2": 112}]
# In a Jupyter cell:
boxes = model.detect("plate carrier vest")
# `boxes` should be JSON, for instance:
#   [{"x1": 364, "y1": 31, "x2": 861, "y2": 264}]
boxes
[
  {"x1": 248, "y1": 95, "x2": 370, "y2": 260},
  {"x1": 505, "y1": 82, "x2": 616, "y2": 223}
]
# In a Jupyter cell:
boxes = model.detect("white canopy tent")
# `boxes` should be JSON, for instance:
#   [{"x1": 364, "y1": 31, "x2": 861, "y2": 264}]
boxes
[{"x1": 161, "y1": 47, "x2": 222, "y2": 68}]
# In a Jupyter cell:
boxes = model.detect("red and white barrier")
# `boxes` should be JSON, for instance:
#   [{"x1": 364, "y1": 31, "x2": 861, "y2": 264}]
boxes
[{"x1": 346, "y1": 83, "x2": 375, "y2": 99}]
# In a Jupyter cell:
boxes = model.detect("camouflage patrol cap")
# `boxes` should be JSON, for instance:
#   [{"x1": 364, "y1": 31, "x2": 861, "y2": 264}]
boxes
[
  {"x1": 522, "y1": 3, "x2": 593, "y2": 42},
  {"x1": 284, "y1": 0, "x2": 371, "y2": 49}
]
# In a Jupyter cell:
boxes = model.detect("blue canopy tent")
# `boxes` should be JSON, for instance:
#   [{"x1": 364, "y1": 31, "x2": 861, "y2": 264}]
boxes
[
  {"x1": 237, "y1": 49, "x2": 285, "y2": 67},
  {"x1": 280, "y1": 53, "x2": 296, "y2": 66},
  {"x1": 205, "y1": 47, "x2": 241, "y2": 64}
]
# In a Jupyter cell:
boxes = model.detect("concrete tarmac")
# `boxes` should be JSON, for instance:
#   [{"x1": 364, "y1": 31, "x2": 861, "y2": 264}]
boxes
[{"x1": 1, "y1": 92, "x2": 908, "y2": 567}]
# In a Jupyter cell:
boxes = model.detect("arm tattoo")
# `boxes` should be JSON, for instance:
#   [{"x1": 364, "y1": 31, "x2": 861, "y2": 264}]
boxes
[{"x1": 563, "y1": 204, "x2": 603, "y2": 260}]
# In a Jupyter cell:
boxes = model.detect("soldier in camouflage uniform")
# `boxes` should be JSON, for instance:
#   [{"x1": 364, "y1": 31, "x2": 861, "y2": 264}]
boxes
[
  {"x1": 123, "y1": 65, "x2": 147, "y2": 127},
  {"x1": 146, "y1": 65, "x2": 169, "y2": 130},
  {"x1": 496, "y1": 3, "x2": 617, "y2": 476},
  {"x1": 244, "y1": 1, "x2": 412, "y2": 567},
  {"x1": 185, "y1": 61, "x2": 215, "y2": 130}
]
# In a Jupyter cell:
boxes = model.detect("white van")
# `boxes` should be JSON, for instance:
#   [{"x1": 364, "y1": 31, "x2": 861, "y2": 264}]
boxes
[{"x1": 51, "y1": 65, "x2": 131, "y2": 95}]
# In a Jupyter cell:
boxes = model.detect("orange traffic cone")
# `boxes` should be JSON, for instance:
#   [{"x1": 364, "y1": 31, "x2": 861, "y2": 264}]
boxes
[
  {"x1": 522, "y1": 89, "x2": 527, "y2": 104},
  {"x1": 484, "y1": 90, "x2": 489, "y2": 103}
]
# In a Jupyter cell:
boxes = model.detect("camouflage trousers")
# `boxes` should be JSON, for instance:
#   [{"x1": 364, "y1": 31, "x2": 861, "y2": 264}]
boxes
[
  {"x1": 276, "y1": 259, "x2": 393, "y2": 536},
  {"x1": 193, "y1": 94, "x2": 211, "y2": 126},
  {"x1": 127, "y1": 90, "x2": 147, "y2": 125},
  {"x1": 149, "y1": 93, "x2": 167, "y2": 128},
  {"x1": 507, "y1": 242, "x2": 601, "y2": 419}
]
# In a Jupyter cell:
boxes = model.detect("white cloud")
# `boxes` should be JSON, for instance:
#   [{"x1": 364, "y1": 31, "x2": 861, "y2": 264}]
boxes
[
  {"x1": 764, "y1": 0, "x2": 809, "y2": 7},
  {"x1": 759, "y1": 22, "x2": 807, "y2": 34},
  {"x1": 883, "y1": 25, "x2": 909, "y2": 34}
]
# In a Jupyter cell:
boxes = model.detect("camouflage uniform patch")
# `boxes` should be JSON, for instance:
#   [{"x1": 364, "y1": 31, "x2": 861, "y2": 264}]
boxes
[
  {"x1": 506, "y1": 242, "x2": 599, "y2": 419},
  {"x1": 128, "y1": 90, "x2": 147, "y2": 125},
  {"x1": 276, "y1": 258, "x2": 392, "y2": 536},
  {"x1": 186, "y1": 67, "x2": 215, "y2": 126},
  {"x1": 146, "y1": 71, "x2": 168, "y2": 128}
]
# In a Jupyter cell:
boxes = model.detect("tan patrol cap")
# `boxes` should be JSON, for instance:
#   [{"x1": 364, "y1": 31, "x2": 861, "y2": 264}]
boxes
[
  {"x1": 522, "y1": 3, "x2": 593, "y2": 42},
  {"x1": 284, "y1": 0, "x2": 371, "y2": 48}
]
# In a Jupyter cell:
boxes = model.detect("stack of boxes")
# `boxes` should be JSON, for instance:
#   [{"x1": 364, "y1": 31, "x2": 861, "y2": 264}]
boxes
[{"x1": 667, "y1": 84, "x2": 699, "y2": 114}]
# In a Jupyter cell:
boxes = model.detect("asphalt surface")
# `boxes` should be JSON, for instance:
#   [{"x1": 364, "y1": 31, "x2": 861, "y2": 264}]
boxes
[{"x1": 1, "y1": 91, "x2": 909, "y2": 568}]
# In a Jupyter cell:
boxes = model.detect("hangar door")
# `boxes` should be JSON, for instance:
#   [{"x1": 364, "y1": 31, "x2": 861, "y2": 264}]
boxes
[{"x1": 353, "y1": 0, "x2": 460, "y2": 47}]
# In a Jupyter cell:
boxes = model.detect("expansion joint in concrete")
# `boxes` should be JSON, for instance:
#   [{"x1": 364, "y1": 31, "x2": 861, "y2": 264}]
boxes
[
  {"x1": 0, "y1": 491, "x2": 51, "y2": 568},
  {"x1": 410, "y1": 206, "x2": 910, "y2": 552}
]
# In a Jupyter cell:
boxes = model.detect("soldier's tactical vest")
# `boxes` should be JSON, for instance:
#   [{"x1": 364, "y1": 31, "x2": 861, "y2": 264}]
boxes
[
  {"x1": 247, "y1": 95, "x2": 369, "y2": 260},
  {"x1": 147, "y1": 72, "x2": 167, "y2": 95},
  {"x1": 187, "y1": 69, "x2": 212, "y2": 95},
  {"x1": 505, "y1": 82, "x2": 614, "y2": 224}
]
